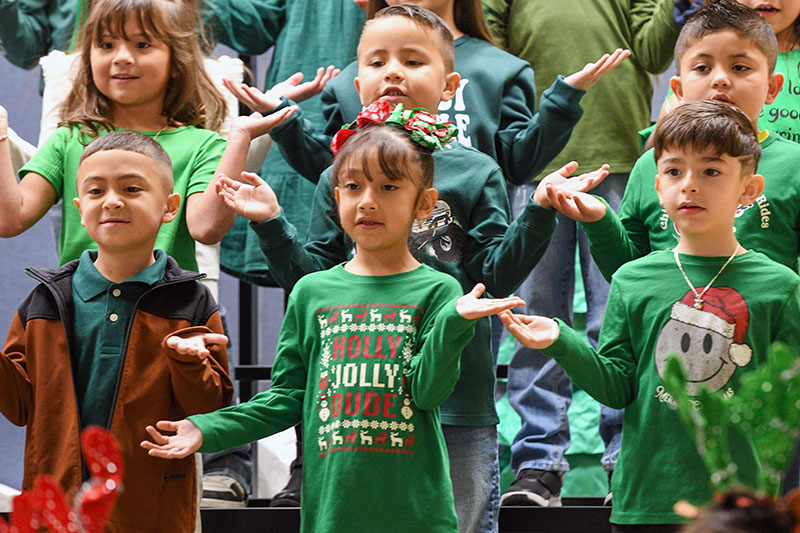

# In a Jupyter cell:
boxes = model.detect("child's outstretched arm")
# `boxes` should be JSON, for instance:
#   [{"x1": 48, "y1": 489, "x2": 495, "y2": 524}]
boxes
[
  {"x1": 562, "y1": 49, "x2": 631, "y2": 92},
  {"x1": 141, "y1": 419, "x2": 203, "y2": 459},
  {"x1": 222, "y1": 66, "x2": 339, "y2": 115},
  {"x1": 406, "y1": 283, "x2": 525, "y2": 410},
  {"x1": 499, "y1": 279, "x2": 637, "y2": 409},
  {"x1": 0, "y1": 106, "x2": 57, "y2": 237},
  {"x1": 185, "y1": 106, "x2": 296, "y2": 244},
  {"x1": 216, "y1": 171, "x2": 281, "y2": 224}
]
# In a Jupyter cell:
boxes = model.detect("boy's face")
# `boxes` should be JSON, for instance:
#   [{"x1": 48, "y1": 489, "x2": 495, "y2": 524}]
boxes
[
  {"x1": 671, "y1": 29, "x2": 783, "y2": 125},
  {"x1": 355, "y1": 16, "x2": 459, "y2": 113},
  {"x1": 655, "y1": 147, "x2": 764, "y2": 240},
  {"x1": 334, "y1": 154, "x2": 436, "y2": 258},
  {"x1": 74, "y1": 149, "x2": 180, "y2": 253}
]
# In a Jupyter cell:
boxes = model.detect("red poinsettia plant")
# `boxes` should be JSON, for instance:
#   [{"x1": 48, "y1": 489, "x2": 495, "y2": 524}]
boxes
[{"x1": 0, "y1": 427, "x2": 123, "y2": 533}]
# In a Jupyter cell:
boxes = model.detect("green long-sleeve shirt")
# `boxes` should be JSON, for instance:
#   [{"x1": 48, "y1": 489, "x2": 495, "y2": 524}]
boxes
[
  {"x1": 250, "y1": 143, "x2": 557, "y2": 426},
  {"x1": 482, "y1": 0, "x2": 681, "y2": 176},
  {"x1": 544, "y1": 249, "x2": 800, "y2": 524},
  {"x1": 191, "y1": 264, "x2": 473, "y2": 533}
]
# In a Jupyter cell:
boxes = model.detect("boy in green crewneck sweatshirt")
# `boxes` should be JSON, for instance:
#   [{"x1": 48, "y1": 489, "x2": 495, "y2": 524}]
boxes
[
  {"x1": 501, "y1": 100, "x2": 800, "y2": 531},
  {"x1": 545, "y1": 0, "x2": 799, "y2": 276},
  {"x1": 141, "y1": 121, "x2": 524, "y2": 533}
]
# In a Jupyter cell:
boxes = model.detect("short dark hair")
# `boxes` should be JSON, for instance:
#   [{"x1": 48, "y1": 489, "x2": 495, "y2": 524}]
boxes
[
  {"x1": 682, "y1": 489, "x2": 797, "y2": 533},
  {"x1": 79, "y1": 131, "x2": 174, "y2": 191},
  {"x1": 675, "y1": 0, "x2": 778, "y2": 73},
  {"x1": 653, "y1": 100, "x2": 761, "y2": 176},
  {"x1": 331, "y1": 125, "x2": 435, "y2": 190},
  {"x1": 361, "y1": 5, "x2": 455, "y2": 72}
]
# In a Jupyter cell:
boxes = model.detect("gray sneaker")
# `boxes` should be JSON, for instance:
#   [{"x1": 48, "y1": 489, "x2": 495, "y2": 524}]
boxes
[
  {"x1": 200, "y1": 474, "x2": 247, "y2": 508},
  {"x1": 500, "y1": 469, "x2": 564, "y2": 507}
]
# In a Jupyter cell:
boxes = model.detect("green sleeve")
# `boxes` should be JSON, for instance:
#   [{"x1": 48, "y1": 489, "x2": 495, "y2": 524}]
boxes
[
  {"x1": 498, "y1": 74, "x2": 585, "y2": 186},
  {"x1": 185, "y1": 133, "x2": 226, "y2": 197},
  {"x1": 481, "y1": 0, "x2": 510, "y2": 51},
  {"x1": 773, "y1": 279, "x2": 800, "y2": 347},
  {"x1": 406, "y1": 293, "x2": 476, "y2": 410},
  {"x1": 251, "y1": 173, "x2": 344, "y2": 291},
  {"x1": 464, "y1": 170, "x2": 557, "y2": 297},
  {"x1": 582, "y1": 159, "x2": 653, "y2": 280},
  {"x1": 203, "y1": 0, "x2": 285, "y2": 56},
  {"x1": 190, "y1": 289, "x2": 306, "y2": 453},
  {"x1": 543, "y1": 282, "x2": 637, "y2": 409},
  {"x1": 19, "y1": 125, "x2": 68, "y2": 200},
  {"x1": 0, "y1": 0, "x2": 63, "y2": 69},
  {"x1": 270, "y1": 99, "x2": 336, "y2": 184},
  {"x1": 628, "y1": 0, "x2": 681, "y2": 74}
]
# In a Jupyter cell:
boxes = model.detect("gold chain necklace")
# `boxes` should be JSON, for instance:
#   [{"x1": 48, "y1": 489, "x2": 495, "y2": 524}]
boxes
[{"x1": 673, "y1": 244, "x2": 739, "y2": 310}]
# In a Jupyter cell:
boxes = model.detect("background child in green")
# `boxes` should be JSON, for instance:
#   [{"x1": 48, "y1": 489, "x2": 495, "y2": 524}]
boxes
[
  {"x1": 0, "y1": 130, "x2": 233, "y2": 532},
  {"x1": 500, "y1": 100, "x2": 800, "y2": 531},
  {"x1": 545, "y1": 0, "x2": 800, "y2": 278},
  {"x1": 0, "y1": 0, "x2": 295, "y2": 272},
  {"x1": 141, "y1": 122, "x2": 524, "y2": 533}
]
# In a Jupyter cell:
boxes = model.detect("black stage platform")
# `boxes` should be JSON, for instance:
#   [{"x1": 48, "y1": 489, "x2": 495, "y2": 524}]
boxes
[{"x1": 200, "y1": 498, "x2": 612, "y2": 532}]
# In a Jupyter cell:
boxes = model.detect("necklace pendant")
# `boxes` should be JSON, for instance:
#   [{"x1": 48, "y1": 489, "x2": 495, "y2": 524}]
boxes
[{"x1": 694, "y1": 297, "x2": 703, "y2": 310}]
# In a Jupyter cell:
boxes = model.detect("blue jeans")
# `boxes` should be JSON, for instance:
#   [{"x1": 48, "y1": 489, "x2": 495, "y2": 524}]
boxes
[
  {"x1": 444, "y1": 424, "x2": 499, "y2": 533},
  {"x1": 506, "y1": 174, "x2": 628, "y2": 476}
]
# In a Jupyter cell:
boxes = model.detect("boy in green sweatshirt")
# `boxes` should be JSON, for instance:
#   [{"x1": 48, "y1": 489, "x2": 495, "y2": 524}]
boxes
[
  {"x1": 501, "y1": 100, "x2": 800, "y2": 531},
  {"x1": 141, "y1": 120, "x2": 524, "y2": 533}
]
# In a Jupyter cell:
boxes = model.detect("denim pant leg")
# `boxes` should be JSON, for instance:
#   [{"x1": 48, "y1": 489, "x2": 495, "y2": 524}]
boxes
[
  {"x1": 443, "y1": 425, "x2": 500, "y2": 533},
  {"x1": 583, "y1": 173, "x2": 629, "y2": 472},
  {"x1": 507, "y1": 183, "x2": 575, "y2": 475}
]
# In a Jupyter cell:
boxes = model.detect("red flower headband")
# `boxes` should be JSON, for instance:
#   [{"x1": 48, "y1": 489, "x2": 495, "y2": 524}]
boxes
[{"x1": 330, "y1": 101, "x2": 458, "y2": 156}]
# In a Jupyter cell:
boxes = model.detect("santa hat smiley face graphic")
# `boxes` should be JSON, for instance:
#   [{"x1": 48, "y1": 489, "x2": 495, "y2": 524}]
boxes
[{"x1": 654, "y1": 287, "x2": 752, "y2": 395}]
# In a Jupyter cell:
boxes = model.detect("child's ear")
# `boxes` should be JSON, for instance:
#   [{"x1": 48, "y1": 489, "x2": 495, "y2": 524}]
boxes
[
  {"x1": 440, "y1": 72, "x2": 461, "y2": 103},
  {"x1": 354, "y1": 77, "x2": 367, "y2": 106},
  {"x1": 670, "y1": 76, "x2": 684, "y2": 104},
  {"x1": 334, "y1": 187, "x2": 341, "y2": 206},
  {"x1": 654, "y1": 175, "x2": 665, "y2": 207},
  {"x1": 162, "y1": 193, "x2": 181, "y2": 224},
  {"x1": 765, "y1": 72, "x2": 784, "y2": 105},
  {"x1": 739, "y1": 174, "x2": 765, "y2": 205},
  {"x1": 415, "y1": 187, "x2": 438, "y2": 220},
  {"x1": 73, "y1": 197, "x2": 85, "y2": 227}
]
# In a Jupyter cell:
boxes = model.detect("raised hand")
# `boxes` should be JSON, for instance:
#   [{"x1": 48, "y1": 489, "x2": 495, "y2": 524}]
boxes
[
  {"x1": 563, "y1": 48, "x2": 631, "y2": 91},
  {"x1": 165, "y1": 332, "x2": 228, "y2": 358},
  {"x1": 546, "y1": 186, "x2": 608, "y2": 223},
  {"x1": 533, "y1": 162, "x2": 609, "y2": 209},
  {"x1": 216, "y1": 171, "x2": 281, "y2": 223},
  {"x1": 223, "y1": 66, "x2": 339, "y2": 114},
  {"x1": 270, "y1": 66, "x2": 340, "y2": 102},
  {"x1": 499, "y1": 310, "x2": 560, "y2": 350},
  {"x1": 456, "y1": 283, "x2": 525, "y2": 320},
  {"x1": 230, "y1": 107, "x2": 297, "y2": 142},
  {"x1": 140, "y1": 420, "x2": 203, "y2": 459}
]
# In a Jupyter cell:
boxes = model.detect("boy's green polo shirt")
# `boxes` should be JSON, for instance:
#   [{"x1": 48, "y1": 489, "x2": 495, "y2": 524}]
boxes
[{"x1": 72, "y1": 249, "x2": 167, "y2": 429}]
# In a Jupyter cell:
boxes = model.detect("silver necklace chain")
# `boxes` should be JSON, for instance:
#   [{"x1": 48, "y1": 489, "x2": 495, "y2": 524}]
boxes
[{"x1": 673, "y1": 244, "x2": 740, "y2": 310}]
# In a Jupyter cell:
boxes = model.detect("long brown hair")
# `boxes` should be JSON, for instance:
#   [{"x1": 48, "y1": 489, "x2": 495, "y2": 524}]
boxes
[
  {"x1": 61, "y1": 0, "x2": 227, "y2": 138},
  {"x1": 367, "y1": 0, "x2": 494, "y2": 44}
]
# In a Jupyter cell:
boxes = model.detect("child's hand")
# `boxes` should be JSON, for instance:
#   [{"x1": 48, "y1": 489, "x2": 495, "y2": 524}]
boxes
[
  {"x1": 230, "y1": 107, "x2": 297, "y2": 141},
  {"x1": 223, "y1": 78, "x2": 282, "y2": 113},
  {"x1": 353, "y1": 0, "x2": 369, "y2": 13},
  {"x1": 216, "y1": 171, "x2": 281, "y2": 223},
  {"x1": 456, "y1": 283, "x2": 525, "y2": 320},
  {"x1": 563, "y1": 48, "x2": 631, "y2": 91},
  {"x1": 166, "y1": 332, "x2": 228, "y2": 358},
  {"x1": 499, "y1": 310, "x2": 560, "y2": 350},
  {"x1": 533, "y1": 162, "x2": 609, "y2": 209},
  {"x1": 140, "y1": 420, "x2": 203, "y2": 459},
  {"x1": 546, "y1": 187, "x2": 607, "y2": 223},
  {"x1": 269, "y1": 66, "x2": 340, "y2": 103}
]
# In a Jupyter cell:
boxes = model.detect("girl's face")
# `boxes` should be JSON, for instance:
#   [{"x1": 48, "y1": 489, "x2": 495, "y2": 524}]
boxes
[
  {"x1": 90, "y1": 16, "x2": 172, "y2": 119},
  {"x1": 739, "y1": 0, "x2": 800, "y2": 49}
]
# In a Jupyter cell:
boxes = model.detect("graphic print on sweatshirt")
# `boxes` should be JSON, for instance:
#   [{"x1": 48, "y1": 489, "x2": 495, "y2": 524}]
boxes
[
  {"x1": 654, "y1": 287, "x2": 753, "y2": 396},
  {"x1": 409, "y1": 201, "x2": 466, "y2": 263},
  {"x1": 314, "y1": 303, "x2": 423, "y2": 456},
  {"x1": 438, "y1": 78, "x2": 472, "y2": 147}
]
